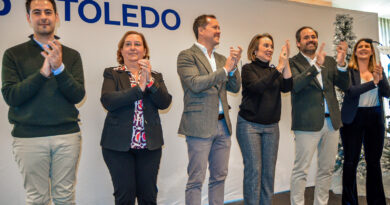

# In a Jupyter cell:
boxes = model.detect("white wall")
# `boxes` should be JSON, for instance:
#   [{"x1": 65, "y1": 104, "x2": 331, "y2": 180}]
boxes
[{"x1": 0, "y1": 0, "x2": 379, "y2": 204}]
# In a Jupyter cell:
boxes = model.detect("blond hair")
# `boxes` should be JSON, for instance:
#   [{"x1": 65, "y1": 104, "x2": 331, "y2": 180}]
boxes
[{"x1": 348, "y1": 38, "x2": 376, "y2": 72}]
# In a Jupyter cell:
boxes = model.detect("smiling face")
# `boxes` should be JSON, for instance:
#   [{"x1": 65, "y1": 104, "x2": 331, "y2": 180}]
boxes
[
  {"x1": 297, "y1": 28, "x2": 318, "y2": 55},
  {"x1": 27, "y1": 0, "x2": 58, "y2": 37},
  {"x1": 120, "y1": 34, "x2": 146, "y2": 64},
  {"x1": 256, "y1": 37, "x2": 274, "y2": 62},
  {"x1": 355, "y1": 40, "x2": 373, "y2": 60},
  {"x1": 199, "y1": 17, "x2": 221, "y2": 47}
]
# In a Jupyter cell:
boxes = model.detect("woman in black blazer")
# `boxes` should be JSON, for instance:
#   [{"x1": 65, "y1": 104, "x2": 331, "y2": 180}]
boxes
[
  {"x1": 340, "y1": 38, "x2": 390, "y2": 205},
  {"x1": 100, "y1": 31, "x2": 172, "y2": 205}
]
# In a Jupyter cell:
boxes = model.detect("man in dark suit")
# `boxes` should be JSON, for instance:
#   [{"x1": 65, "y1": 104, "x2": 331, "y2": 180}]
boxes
[
  {"x1": 289, "y1": 26, "x2": 349, "y2": 205},
  {"x1": 177, "y1": 14, "x2": 242, "y2": 205}
]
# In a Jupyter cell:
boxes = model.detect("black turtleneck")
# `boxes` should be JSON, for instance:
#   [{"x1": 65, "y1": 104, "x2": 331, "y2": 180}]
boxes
[{"x1": 239, "y1": 59, "x2": 292, "y2": 124}]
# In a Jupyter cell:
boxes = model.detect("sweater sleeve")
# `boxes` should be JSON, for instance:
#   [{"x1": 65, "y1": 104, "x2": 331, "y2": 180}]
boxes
[
  {"x1": 1, "y1": 49, "x2": 48, "y2": 107},
  {"x1": 54, "y1": 51, "x2": 85, "y2": 104},
  {"x1": 280, "y1": 77, "x2": 293, "y2": 93}
]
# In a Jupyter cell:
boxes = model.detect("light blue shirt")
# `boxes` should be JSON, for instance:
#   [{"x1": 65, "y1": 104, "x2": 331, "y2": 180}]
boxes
[
  {"x1": 33, "y1": 38, "x2": 64, "y2": 76},
  {"x1": 301, "y1": 52, "x2": 347, "y2": 114}
]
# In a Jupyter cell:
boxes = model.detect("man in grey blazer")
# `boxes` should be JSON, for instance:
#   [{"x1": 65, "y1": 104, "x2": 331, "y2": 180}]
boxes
[
  {"x1": 289, "y1": 26, "x2": 349, "y2": 205},
  {"x1": 177, "y1": 14, "x2": 242, "y2": 205}
]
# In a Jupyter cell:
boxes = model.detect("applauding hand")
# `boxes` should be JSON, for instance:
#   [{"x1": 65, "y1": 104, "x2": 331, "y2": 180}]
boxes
[
  {"x1": 315, "y1": 43, "x2": 326, "y2": 67},
  {"x1": 225, "y1": 46, "x2": 243, "y2": 72},
  {"x1": 41, "y1": 40, "x2": 63, "y2": 70},
  {"x1": 373, "y1": 63, "x2": 383, "y2": 85},
  {"x1": 138, "y1": 59, "x2": 152, "y2": 83},
  {"x1": 336, "y1": 41, "x2": 348, "y2": 67}
]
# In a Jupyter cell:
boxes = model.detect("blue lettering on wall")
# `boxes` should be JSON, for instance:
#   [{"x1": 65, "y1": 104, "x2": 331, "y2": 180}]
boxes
[
  {"x1": 55, "y1": 0, "x2": 182, "y2": 30},
  {"x1": 162, "y1": 9, "x2": 181, "y2": 31},
  {"x1": 105, "y1": 2, "x2": 120, "y2": 25},
  {"x1": 79, "y1": 0, "x2": 102, "y2": 23},
  {"x1": 0, "y1": 0, "x2": 11, "y2": 16},
  {"x1": 122, "y1": 4, "x2": 138, "y2": 27},
  {"x1": 58, "y1": 0, "x2": 77, "y2": 21},
  {"x1": 141, "y1": 6, "x2": 159, "y2": 28}
]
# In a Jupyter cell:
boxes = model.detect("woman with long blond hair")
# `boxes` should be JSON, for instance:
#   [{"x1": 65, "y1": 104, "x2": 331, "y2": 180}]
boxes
[{"x1": 340, "y1": 38, "x2": 390, "y2": 205}]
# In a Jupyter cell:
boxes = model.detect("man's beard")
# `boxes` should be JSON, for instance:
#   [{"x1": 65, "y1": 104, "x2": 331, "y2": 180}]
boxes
[
  {"x1": 302, "y1": 43, "x2": 317, "y2": 55},
  {"x1": 302, "y1": 48, "x2": 316, "y2": 55}
]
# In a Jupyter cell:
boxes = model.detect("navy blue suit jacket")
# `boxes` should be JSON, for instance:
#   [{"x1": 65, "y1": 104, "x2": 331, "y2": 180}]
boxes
[{"x1": 341, "y1": 68, "x2": 390, "y2": 124}]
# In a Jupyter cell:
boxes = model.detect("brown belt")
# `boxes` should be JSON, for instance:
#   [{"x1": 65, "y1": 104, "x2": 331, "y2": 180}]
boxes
[{"x1": 218, "y1": 114, "x2": 225, "y2": 120}]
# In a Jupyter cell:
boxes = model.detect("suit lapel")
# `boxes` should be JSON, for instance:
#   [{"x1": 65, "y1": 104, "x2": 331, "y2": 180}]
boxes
[
  {"x1": 215, "y1": 54, "x2": 225, "y2": 91},
  {"x1": 117, "y1": 70, "x2": 131, "y2": 89},
  {"x1": 321, "y1": 61, "x2": 328, "y2": 89},
  {"x1": 191, "y1": 44, "x2": 213, "y2": 74},
  {"x1": 295, "y1": 53, "x2": 322, "y2": 89},
  {"x1": 352, "y1": 69, "x2": 361, "y2": 85}
]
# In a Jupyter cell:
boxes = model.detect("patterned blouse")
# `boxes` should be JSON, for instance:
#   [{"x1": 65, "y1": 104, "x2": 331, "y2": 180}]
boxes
[{"x1": 114, "y1": 65, "x2": 154, "y2": 149}]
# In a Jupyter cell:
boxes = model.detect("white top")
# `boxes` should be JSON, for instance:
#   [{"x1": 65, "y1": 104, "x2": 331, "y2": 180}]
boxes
[{"x1": 358, "y1": 78, "x2": 379, "y2": 107}]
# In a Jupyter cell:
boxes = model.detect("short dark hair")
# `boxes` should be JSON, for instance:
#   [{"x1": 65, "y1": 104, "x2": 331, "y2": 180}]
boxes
[
  {"x1": 193, "y1": 14, "x2": 216, "y2": 39},
  {"x1": 26, "y1": 0, "x2": 57, "y2": 14},
  {"x1": 295, "y1": 26, "x2": 318, "y2": 42}
]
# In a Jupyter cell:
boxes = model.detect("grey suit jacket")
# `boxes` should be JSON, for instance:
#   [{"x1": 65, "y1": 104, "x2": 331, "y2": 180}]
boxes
[
  {"x1": 290, "y1": 52, "x2": 349, "y2": 131},
  {"x1": 177, "y1": 44, "x2": 241, "y2": 138}
]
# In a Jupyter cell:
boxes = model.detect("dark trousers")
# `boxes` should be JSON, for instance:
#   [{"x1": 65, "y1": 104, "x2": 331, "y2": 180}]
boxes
[
  {"x1": 340, "y1": 106, "x2": 386, "y2": 205},
  {"x1": 102, "y1": 147, "x2": 162, "y2": 205}
]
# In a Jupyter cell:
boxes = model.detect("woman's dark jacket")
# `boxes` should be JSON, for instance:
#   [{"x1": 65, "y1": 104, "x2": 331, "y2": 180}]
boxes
[
  {"x1": 239, "y1": 59, "x2": 292, "y2": 124},
  {"x1": 100, "y1": 67, "x2": 172, "y2": 151},
  {"x1": 341, "y1": 67, "x2": 390, "y2": 124}
]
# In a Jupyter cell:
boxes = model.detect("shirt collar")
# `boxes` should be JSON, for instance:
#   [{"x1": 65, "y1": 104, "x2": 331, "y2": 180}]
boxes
[
  {"x1": 195, "y1": 42, "x2": 215, "y2": 57},
  {"x1": 29, "y1": 34, "x2": 60, "y2": 50},
  {"x1": 300, "y1": 51, "x2": 317, "y2": 64}
]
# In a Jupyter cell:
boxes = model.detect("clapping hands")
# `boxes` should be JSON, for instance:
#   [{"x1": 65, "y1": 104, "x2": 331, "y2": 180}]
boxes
[
  {"x1": 336, "y1": 41, "x2": 348, "y2": 67},
  {"x1": 225, "y1": 46, "x2": 243, "y2": 72},
  {"x1": 373, "y1": 63, "x2": 383, "y2": 85},
  {"x1": 277, "y1": 40, "x2": 290, "y2": 73},
  {"x1": 138, "y1": 59, "x2": 152, "y2": 91},
  {"x1": 40, "y1": 40, "x2": 63, "y2": 77}
]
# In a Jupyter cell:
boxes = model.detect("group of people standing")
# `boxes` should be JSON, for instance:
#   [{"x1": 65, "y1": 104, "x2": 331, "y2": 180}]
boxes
[{"x1": 1, "y1": 0, "x2": 389, "y2": 205}]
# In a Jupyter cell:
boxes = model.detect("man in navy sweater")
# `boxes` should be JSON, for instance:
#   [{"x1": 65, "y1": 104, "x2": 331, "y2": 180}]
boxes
[{"x1": 1, "y1": 0, "x2": 85, "y2": 204}]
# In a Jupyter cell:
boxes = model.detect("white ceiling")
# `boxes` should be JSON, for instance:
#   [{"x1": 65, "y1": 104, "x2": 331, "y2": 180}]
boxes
[{"x1": 332, "y1": 0, "x2": 390, "y2": 19}]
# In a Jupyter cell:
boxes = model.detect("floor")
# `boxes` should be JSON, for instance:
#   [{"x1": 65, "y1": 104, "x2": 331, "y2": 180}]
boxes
[{"x1": 225, "y1": 187, "x2": 390, "y2": 205}]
